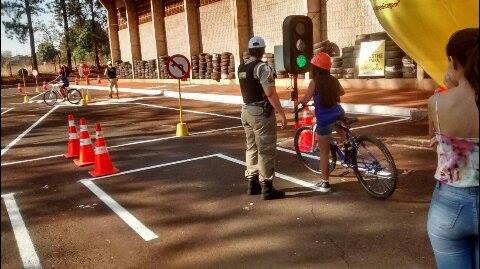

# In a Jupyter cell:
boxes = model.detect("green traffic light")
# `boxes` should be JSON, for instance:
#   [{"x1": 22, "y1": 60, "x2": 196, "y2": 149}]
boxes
[{"x1": 296, "y1": 54, "x2": 307, "y2": 68}]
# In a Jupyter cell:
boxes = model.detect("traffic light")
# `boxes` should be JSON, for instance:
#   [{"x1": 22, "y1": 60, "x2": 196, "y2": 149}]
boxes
[{"x1": 282, "y1": 15, "x2": 313, "y2": 74}]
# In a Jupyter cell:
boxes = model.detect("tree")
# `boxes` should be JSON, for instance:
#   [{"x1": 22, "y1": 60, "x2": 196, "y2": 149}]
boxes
[
  {"x1": 49, "y1": 0, "x2": 73, "y2": 69},
  {"x1": 1, "y1": 0, "x2": 44, "y2": 70},
  {"x1": 1, "y1": 50, "x2": 13, "y2": 76},
  {"x1": 72, "y1": 21, "x2": 109, "y2": 63},
  {"x1": 37, "y1": 42, "x2": 60, "y2": 72}
]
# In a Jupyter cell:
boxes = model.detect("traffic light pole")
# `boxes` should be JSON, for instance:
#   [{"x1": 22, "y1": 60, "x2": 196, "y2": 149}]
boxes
[{"x1": 291, "y1": 74, "x2": 299, "y2": 129}]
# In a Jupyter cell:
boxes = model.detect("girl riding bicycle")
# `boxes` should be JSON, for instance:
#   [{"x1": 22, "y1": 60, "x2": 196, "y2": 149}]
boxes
[
  {"x1": 296, "y1": 52, "x2": 345, "y2": 192},
  {"x1": 51, "y1": 68, "x2": 69, "y2": 101}
]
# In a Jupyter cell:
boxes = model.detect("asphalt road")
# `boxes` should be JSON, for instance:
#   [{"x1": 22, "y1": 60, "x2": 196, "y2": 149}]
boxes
[{"x1": 1, "y1": 87, "x2": 436, "y2": 269}]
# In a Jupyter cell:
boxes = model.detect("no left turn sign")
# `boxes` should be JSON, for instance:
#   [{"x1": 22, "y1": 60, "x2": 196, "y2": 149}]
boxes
[{"x1": 167, "y1": 54, "x2": 190, "y2": 79}]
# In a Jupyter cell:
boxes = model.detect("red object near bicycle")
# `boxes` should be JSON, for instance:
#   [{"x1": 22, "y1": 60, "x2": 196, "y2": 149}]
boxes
[
  {"x1": 302, "y1": 106, "x2": 314, "y2": 126},
  {"x1": 298, "y1": 129, "x2": 314, "y2": 152}
]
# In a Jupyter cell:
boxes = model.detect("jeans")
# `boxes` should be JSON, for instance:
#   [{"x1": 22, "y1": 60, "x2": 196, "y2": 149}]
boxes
[{"x1": 427, "y1": 182, "x2": 479, "y2": 269}]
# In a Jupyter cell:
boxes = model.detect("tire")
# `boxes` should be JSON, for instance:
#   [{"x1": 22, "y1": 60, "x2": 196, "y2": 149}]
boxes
[
  {"x1": 386, "y1": 58, "x2": 402, "y2": 66},
  {"x1": 386, "y1": 51, "x2": 405, "y2": 59},
  {"x1": 385, "y1": 71, "x2": 403, "y2": 79},
  {"x1": 342, "y1": 58, "x2": 356, "y2": 67},
  {"x1": 353, "y1": 135, "x2": 397, "y2": 199},
  {"x1": 294, "y1": 126, "x2": 336, "y2": 174},
  {"x1": 332, "y1": 61, "x2": 342, "y2": 68},
  {"x1": 331, "y1": 74, "x2": 343, "y2": 79},
  {"x1": 402, "y1": 66, "x2": 415, "y2": 73},
  {"x1": 343, "y1": 74, "x2": 355, "y2": 79},
  {"x1": 386, "y1": 44, "x2": 401, "y2": 51},
  {"x1": 332, "y1": 57, "x2": 343, "y2": 63},
  {"x1": 344, "y1": 68, "x2": 355, "y2": 74},
  {"x1": 342, "y1": 52, "x2": 354, "y2": 58},
  {"x1": 43, "y1": 91, "x2": 58, "y2": 106},
  {"x1": 330, "y1": 67, "x2": 342, "y2": 74},
  {"x1": 370, "y1": 32, "x2": 390, "y2": 40},
  {"x1": 67, "y1": 89, "x2": 82, "y2": 104},
  {"x1": 403, "y1": 72, "x2": 416, "y2": 78},
  {"x1": 342, "y1": 46, "x2": 354, "y2": 54}
]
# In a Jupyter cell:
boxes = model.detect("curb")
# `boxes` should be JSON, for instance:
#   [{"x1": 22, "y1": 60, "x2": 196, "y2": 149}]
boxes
[{"x1": 75, "y1": 85, "x2": 416, "y2": 118}]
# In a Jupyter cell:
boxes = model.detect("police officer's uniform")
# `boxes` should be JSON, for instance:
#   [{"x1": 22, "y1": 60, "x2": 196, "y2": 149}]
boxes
[
  {"x1": 238, "y1": 36, "x2": 285, "y2": 200},
  {"x1": 104, "y1": 61, "x2": 118, "y2": 98}
]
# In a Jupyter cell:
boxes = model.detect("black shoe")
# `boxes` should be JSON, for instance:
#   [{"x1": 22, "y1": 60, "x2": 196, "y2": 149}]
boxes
[
  {"x1": 109, "y1": 93, "x2": 113, "y2": 98},
  {"x1": 247, "y1": 175, "x2": 261, "y2": 195},
  {"x1": 315, "y1": 181, "x2": 331, "y2": 193},
  {"x1": 261, "y1": 181, "x2": 285, "y2": 200}
]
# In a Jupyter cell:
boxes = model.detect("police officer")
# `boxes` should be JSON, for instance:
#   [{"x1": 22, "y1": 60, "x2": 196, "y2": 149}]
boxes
[
  {"x1": 104, "y1": 61, "x2": 119, "y2": 98},
  {"x1": 238, "y1": 36, "x2": 287, "y2": 200}
]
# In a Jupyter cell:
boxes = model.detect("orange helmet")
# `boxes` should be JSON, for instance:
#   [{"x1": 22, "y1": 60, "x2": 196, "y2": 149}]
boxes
[{"x1": 310, "y1": 52, "x2": 331, "y2": 70}]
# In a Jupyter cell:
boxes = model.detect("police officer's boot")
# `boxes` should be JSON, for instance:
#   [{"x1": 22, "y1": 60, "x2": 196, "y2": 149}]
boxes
[
  {"x1": 261, "y1": 181, "x2": 285, "y2": 200},
  {"x1": 247, "y1": 175, "x2": 261, "y2": 195}
]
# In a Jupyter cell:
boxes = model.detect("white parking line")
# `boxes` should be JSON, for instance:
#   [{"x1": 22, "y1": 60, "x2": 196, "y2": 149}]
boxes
[
  {"x1": 27, "y1": 93, "x2": 44, "y2": 103},
  {"x1": 137, "y1": 103, "x2": 241, "y2": 120},
  {"x1": 1, "y1": 108, "x2": 14, "y2": 115},
  {"x1": 1, "y1": 105, "x2": 59, "y2": 157},
  {"x1": 79, "y1": 180, "x2": 158, "y2": 241},
  {"x1": 1, "y1": 193, "x2": 42, "y2": 269}
]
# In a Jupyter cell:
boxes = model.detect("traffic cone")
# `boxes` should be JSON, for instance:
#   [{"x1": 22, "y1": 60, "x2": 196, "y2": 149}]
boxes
[
  {"x1": 73, "y1": 118, "x2": 95, "y2": 167},
  {"x1": 302, "y1": 106, "x2": 314, "y2": 126},
  {"x1": 42, "y1": 82, "x2": 48, "y2": 92},
  {"x1": 17, "y1": 83, "x2": 22, "y2": 93},
  {"x1": 298, "y1": 129, "x2": 314, "y2": 153},
  {"x1": 75, "y1": 77, "x2": 79, "y2": 85},
  {"x1": 64, "y1": 114, "x2": 80, "y2": 158},
  {"x1": 89, "y1": 123, "x2": 119, "y2": 177},
  {"x1": 97, "y1": 75, "x2": 101, "y2": 84}
]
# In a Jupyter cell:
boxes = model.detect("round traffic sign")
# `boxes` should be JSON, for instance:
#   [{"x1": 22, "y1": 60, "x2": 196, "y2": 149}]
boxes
[
  {"x1": 167, "y1": 55, "x2": 191, "y2": 79},
  {"x1": 32, "y1": 69, "x2": 38, "y2": 77},
  {"x1": 82, "y1": 64, "x2": 90, "y2": 76}
]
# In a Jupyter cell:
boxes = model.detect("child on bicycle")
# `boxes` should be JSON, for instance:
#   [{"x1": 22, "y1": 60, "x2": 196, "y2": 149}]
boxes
[
  {"x1": 52, "y1": 68, "x2": 69, "y2": 101},
  {"x1": 296, "y1": 52, "x2": 345, "y2": 192}
]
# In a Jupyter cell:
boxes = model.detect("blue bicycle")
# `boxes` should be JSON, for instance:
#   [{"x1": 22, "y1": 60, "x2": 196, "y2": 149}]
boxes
[{"x1": 294, "y1": 105, "x2": 397, "y2": 199}]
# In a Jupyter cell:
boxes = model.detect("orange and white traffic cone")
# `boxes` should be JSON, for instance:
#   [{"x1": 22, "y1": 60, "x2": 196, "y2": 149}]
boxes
[
  {"x1": 17, "y1": 83, "x2": 22, "y2": 93},
  {"x1": 64, "y1": 114, "x2": 80, "y2": 159},
  {"x1": 302, "y1": 105, "x2": 314, "y2": 126},
  {"x1": 73, "y1": 118, "x2": 95, "y2": 167},
  {"x1": 89, "y1": 123, "x2": 119, "y2": 177},
  {"x1": 42, "y1": 81, "x2": 48, "y2": 92},
  {"x1": 97, "y1": 75, "x2": 101, "y2": 84},
  {"x1": 75, "y1": 77, "x2": 79, "y2": 85}
]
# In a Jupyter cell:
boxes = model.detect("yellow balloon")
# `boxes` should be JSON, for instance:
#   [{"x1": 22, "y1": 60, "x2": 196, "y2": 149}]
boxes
[{"x1": 370, "y1": 0, "x2": 479, "y2": 85}]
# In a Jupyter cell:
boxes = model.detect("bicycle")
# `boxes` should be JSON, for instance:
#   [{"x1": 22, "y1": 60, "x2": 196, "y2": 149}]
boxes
[
  {"x1": 293, "y1": 105, "x2": 397, "y2": 199},
  {"x1": 43, "y1": 83, "x2": 82, "y2": 106}
]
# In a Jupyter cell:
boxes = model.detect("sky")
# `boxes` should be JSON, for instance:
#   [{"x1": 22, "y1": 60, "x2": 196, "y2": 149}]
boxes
[{"x1": 1, "y1": 10, "x2": 57, "y2": 56}]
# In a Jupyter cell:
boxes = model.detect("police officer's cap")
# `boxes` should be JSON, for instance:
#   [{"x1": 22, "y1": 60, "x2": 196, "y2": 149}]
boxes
[{"x1": 248, "y1": 36, "x2": 266, "y2": 49}]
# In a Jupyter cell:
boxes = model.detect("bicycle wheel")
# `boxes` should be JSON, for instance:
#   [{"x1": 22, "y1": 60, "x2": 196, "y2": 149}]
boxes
[
  {"x1": 353, "y1": 135, "x2": 397, "y2": 199},
  {"x1": 67, "y1": 89, "x2": 82, "y2": 104},
  {"x1": 294, "y1": 126, "x2": 336, "y2": 174},
  {"x1": 43, "y1": 91, "x2": 57, "y2": 106}
]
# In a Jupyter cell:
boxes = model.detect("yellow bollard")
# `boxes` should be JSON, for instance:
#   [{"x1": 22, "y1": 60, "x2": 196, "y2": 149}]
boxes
[
  {"x1": 23, "y1": 95, "x2": 30, "y2": 103},
  {"x1": 81, "y1": 89, "x2": 88, "y2": 106},
  {"x1": 35, "y1": 86, "x2": 40, "y2": 93},
  {"x1": 175, "y1": 79, "x2": 189, "y2": 137},
  {"x1": 85, "y1": 89, "x2": 91, "y2": 101}
]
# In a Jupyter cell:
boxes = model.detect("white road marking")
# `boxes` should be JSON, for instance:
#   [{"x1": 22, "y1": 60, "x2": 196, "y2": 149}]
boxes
[
  {"x1": 390, "y1": 144, "x2": 433, "y2": 151},
  {"x1": 1, "y1": 193, "x2": 42, "y2": 269},
  {"x1": 79, "y1": 180, "x2": 158, "y2": 241},
  {"x1": 1, "y1": 105, "x2": 59, "y2": 157},
  {"x1": 27, "y1": 93, "x2": 44, "y2": 102},
  {"x1": 349, "y1": 118, "x2": 410, "y2": 131},
  {"x1": 1, "y1": 108, "x2": 14, "y2": 115},
  {"x1": 137, "y1": 103, "x2": 241, "y2": 120},
  {"x1": 0, "y1": 126, "x2": 243, "y2": 167}
]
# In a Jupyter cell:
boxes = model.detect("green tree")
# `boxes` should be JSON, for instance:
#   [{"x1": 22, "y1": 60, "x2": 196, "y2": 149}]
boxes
[
  {"x1": 1, "y1": 0, "x2": 44, "y2": 70},
  {"x1": 1, "y1": 50, "x2": 13, "y2": 76},
  {"x1": 72, "y1": 21, "x2": 108, "y2": 63},
  {"x1": 37, "y1": 41, "x2": 60, "y2": 72}
]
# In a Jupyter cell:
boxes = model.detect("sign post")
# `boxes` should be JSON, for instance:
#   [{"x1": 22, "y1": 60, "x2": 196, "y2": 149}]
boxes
[
  {"x1": 32, "y1": 69, "x2": 39, "y2": 93},
  {"x1": 21, "y1": 67, "x2": 28, "y2": 103},
  {"x1": 82, "y1": 64, "x2": 91, "y2": 102},
  {"x1": 166, "y1": 54, "x2": 191, "y2": 137}
]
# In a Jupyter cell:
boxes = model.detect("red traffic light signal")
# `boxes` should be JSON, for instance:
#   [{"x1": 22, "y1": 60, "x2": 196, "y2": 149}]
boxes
[{"x1": 283, "y1": 15, "x2": 313, "y2": 74}]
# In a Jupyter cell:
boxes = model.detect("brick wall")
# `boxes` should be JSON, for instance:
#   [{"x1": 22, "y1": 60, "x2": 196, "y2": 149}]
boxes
[
  {"x1": 325, "y1": 0, "x2": 384, "y2": 49},
  {"x1": 250, "y1": 0, "x2": 308, "y2": 53},
  {"x1": 118, "y1": 28, "x2": 132, "y2": 62},
  {"x1": 165, "y1": 12, "x2": 189, "y2": 57},
  {"x1": 199, "y1": 0, "x2": 236, "y2": 54},
  {"x1": 138, "y1": 21, "x2": 157, "y2": 60}
]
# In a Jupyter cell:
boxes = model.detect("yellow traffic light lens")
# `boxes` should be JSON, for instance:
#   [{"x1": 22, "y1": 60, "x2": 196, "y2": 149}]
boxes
[
  {"x1": 296, "y1": 39, "x2": 305, "y2": 51},
  {"x1": 296, "y1": 55, "x2": 307, "y2": 68}
]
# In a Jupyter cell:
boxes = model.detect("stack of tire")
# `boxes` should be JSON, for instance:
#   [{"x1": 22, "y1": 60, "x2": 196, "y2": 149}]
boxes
[
  {"x1": 341, "y1": 46, "x2": 356, "y2": 79},
  {"x1": 205, "y1": 54, "x2": 213, "y2": 79},
  {"x1": 117, "y1": 62, "x2": 133, "y2": 79},
  {"x1": 330, "y1": 57, "x2": 343, "y2": 79},
  {"x1": 191, "y1": 55, "x2": 199, "y2": 79},
  {"x1": 211, "y1": 53, "x2": 221, "y2": 81},
  {"x1": 221, "y1": 52, "x2": 231, "y2": 79},
  {"x1": 402, "y1": 55, "x2": 416, "y2": 78},
  {"x1": 228, "y1": 54, "x2": 235, "y2": 79},
  {"x1": 133, "y1": 60, "x2": 145, "y2": 78},
  {"x1": 146, "y1": 59, "x2": 157, "y2": 79},
  {"x1": 158, "y1": 56, "x2": 171, "y2": 79},
  {"x1": 199, "y1": 53, "x2": 207, "y2": 79}
]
